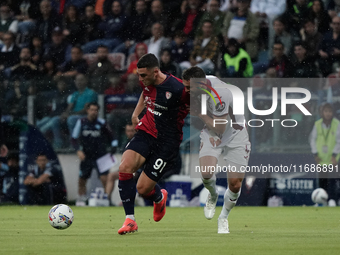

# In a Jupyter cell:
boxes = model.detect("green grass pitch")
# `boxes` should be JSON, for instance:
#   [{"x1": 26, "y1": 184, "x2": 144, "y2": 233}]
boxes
[{"x1": 0, "y1": 206, "x2": 339, "y2": 255}]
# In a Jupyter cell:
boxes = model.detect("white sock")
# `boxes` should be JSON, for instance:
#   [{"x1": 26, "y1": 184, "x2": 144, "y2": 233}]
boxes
[
  {"x1": 126, "y1": 214, "x2": 135, "y2": 221},
  {"x1": 202, "y1": 175, "x2": 217, "y2": 198},
  {"x1": 219, "y1": 188, "x2": 241, "y2": 219}
]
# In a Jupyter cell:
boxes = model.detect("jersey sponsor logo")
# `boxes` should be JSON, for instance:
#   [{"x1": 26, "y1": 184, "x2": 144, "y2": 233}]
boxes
[
  {"x1": 151, "y1": 171, "x2": 158, "y2": 177},
  {"x1": 148, "y1": 107, "x2": 162, "y2": 116},
  {"x1": 138, "y1": 122, "x2": 142, "y2": 126},
  {"x1": 166, "y1": 91, "x2": 172, "y2": 99}
]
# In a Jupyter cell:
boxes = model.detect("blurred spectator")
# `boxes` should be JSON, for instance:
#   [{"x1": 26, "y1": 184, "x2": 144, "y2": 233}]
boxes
[
  {"x1": 195, "y1": 0, "x2": 226, "y2": 38},
  {"x1": 60, "y1": 74, "x2": 97, "y2": 138},
  {"x1": 40, "y1": 57, "x2": 57, "y2": 82},
  {"x1": 61, "y1": 0, "x2": 94, "y2": 11},
  {"x1": 250, "y1": 0, "x2": 286, "y2": 49},
  {"x1": 181, "y1": 20, "x2": 219, "y2": 74},
  {"x1": 121, "y1": 42, "x2": 147, "y2": 84},
  {"x1": 82, "y1": 0, "x2": 128, "y2": 53},
  {"x1": 0, "y1": 32, "x2": 20, "y2": 71},
  {"x1": 309, "y1": 0, "x2": 331, "y2": 34},
  {"x1": 34, "y1": 0, "x2": 62, "y2": 44},
  {"x1": 24, "y1": 152, "x2": 67, "y2": 205},
  {"x1": 0, "y1": 3, "x2": 18, "y2": 44},
  {"x1": 220, "y1": 0, "x2": 238, "y2": 12},
  {"x1": 88, "y1": 45, "x2": 118, "y2": 93},
  {"x1": 170, "y1": 31, "x2": 192, "y2": 64},
  {"x1": 251, "y1": 0, "x2": 286, "y2": 21},
  {"x1": 13, "y1": 1, "x2": 39, "y2": 44},
  {"x1": 105, "y1": 76, "x2": 125, "y2": 114},
  {"x1": 94, "y1": 0, "x2": 107, "y2": 17},
  {"x1": 9, "y1": 47, "x2": 39, "y2": 81},
  {"x1": 0, "y1": 152, "x2": 19, "y2": 204},
  {"x1": 268, "y1": 17, "x2": 292, "y2": 57},
  {"x1": 126, "y1": 0, "x2": 148, "y2": 43},
  {"x1": 284, "y1": 0, "x2": 313, "y2": 36},
  {"x1": 291, "y1": 41, "x2": 318, "y2": 77},
  {"x1": 160, "y1": 48, "x2": 181, "y2": 77},
  {"x1": 44, "y1": 27, "x2": 72, "y2": 68},
  {"x1": 83, "y1": 4, "x2": 103, "y2": 43},
  {"x1": 106, "y1": 75, "x2": 140, "y2": 149},
  {"x1": 174, "y1": 0, "x2": 204, "y2": 40},
  {"x1": 222, "y1": 0, "x2": 260, "y2": 61},
  {"x1": 57, "y1": 46, "x2": 88, "y2": 78},
  {"x1": 267, "y1": 41, "x2": 293, "y2": 78},
  {"x1": 144, "y1": 0, "x2": 170, "y2": 38},
  {"x1": 71, "y1": 101, "x2": 117, "y2": 206},
  {"x1": 300, "y1": 19, "x2": 322, "y2": 59},
  {"x1": 37, "y1": 78, "x2": 70, "y2": 148},
  {"x1": 318, "y1": 16, "x2": 340, "y2": 76},
  {"x1": 113, "y1": 0, "x2": 148, "y2": 55},
  {"x1": 4, "y1": 80, "x2": 37, "y2": 119},
  {"x1": 220, "y1": 38, "x2": 253, "y2": 77},
  {"x1": 309, "y1": 103, "x2": 340, "y2": 202},
  {"x1": 28, "y1": 36, "x2": 44, "y2": 67},
  {"x1": 62, "y1": 5, "x2": 85, "y2": 45},
  {"x1": 143, "y1": 22, "x2": 170, "y2": 59},
  {"x1": 327, "y1": 0, "x2": 340, "y2": 19}
]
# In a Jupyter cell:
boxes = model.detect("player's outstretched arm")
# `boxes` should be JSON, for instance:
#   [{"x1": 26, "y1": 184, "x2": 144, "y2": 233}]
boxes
[
  {"x1": 132, "y1": 92, "x2": 145, "y2": 128},
  {"x1": 198, "y1": 113, "x2": 228, "y2": 136}
]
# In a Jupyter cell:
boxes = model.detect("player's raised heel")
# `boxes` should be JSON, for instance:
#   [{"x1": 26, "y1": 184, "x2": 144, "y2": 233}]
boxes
[
  {"x1": 204, "y1": 189, "x2": 218, "y2": 220},
  {"x1": 217, "y1": 217, "x2": 230, "y2": 234},
  {"x1": 118, "y1": 218, "x2": 138, "y2": 235},
  {"x1": 153, "y1": 189, "x2": 168, "y2": 222}
]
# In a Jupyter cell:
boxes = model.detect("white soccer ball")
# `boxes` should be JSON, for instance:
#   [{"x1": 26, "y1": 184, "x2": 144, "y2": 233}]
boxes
[
  {"x1": 48, "y1": 204, "x2": 74, "y2": 230},
  {"x1": 311, "y1": 188, "x2": 328, "y2": 205}
]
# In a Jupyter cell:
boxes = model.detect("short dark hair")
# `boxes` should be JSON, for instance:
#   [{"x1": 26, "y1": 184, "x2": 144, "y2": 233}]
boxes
[
  {"x1": 36, "y1": 152, "x2": 47, "y2": 159},
  {"x1": 322, "y1": 103, "x2": 333, "y2": 112},
  {"x1": 202, "y1": 19, "x2": 213, "y2": 26},
  {"x1": 137, "y1": 53, "x2": 159, "y2": 69},
  {"x1": 273, "y1": 40, "x2": 284, "y2": 48},
  {"x1": 72, "y1": 45, "x2": 83, "y2": 53},
  {"x1": 294, "y1": 41, "x2": 307, "y2": 49},
  {"x1": 97, "y1": 45, "x2": 108, "y2": 50},
  {"x1": 182, "y1": 66, "x2": 206, "y2": 81},
  {"x1": 7, "y1": 152, "x2": 19, "y2": 162},
  {"x1": 273, "y1": 16, "x2": 286, "y2": 26},
  {"x1": 304, "y1": 19, "x2": 315, "y2": 26},
  {"x1": 87, "y1": 102, "x2": 100, "y2": 109}
]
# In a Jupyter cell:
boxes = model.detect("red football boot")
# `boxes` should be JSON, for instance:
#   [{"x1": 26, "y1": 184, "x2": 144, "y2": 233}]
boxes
[{"x1": 153, "y1": 189, "x2": 168, "y2": 222}]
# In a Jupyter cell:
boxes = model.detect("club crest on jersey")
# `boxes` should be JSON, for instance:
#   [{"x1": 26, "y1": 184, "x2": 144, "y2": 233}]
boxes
[{"x1": 166, "y1": 92, "x2": 172, "y2": 99}]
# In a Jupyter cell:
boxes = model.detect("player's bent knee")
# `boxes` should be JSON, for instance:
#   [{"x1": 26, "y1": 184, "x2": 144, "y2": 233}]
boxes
[
  {"x1": 136, "y1": 184, "x2": 151, "y2": 197},
  {"x1": 118, "y1": 162, "x2": 134, "y2": 174},
  {"x1": 228, "y1": 179, "x2": 242, "y2": 192}
]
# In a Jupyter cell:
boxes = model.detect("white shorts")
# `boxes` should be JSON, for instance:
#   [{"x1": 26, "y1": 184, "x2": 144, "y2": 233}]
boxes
[{"x1": 199, "y1": 129, "x2": 251, "y2": 166}]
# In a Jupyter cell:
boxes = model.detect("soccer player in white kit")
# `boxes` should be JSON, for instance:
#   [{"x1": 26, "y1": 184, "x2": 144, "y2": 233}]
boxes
[{"x1": 182, "y1": 66, "x2": 251, "y2": 234}]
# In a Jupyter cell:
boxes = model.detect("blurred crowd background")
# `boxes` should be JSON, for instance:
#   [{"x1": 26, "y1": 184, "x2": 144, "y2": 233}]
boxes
[{"x1": 0, "y1": 0, "x2": 339, "y2": 152}]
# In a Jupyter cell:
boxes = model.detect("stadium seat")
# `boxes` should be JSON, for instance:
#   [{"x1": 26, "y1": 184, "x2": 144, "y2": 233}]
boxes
[
  {"x1": 326, "y1": 73, "x2": 339, "y2": 88},
  {"x1": 83, "y1": 53, "x2": 126, "y2": 71},
  {"x1": 126, "y1": 53, "x2": 137, "y2": 67},
  {"x1": 108, "y1": 53, "x2": 126, "y2": 71},
  {"x1": 83, "y1": 53, "x2": 97, "y2": 66},
  {"x1": 251, "y1": 73, "x2": 266, "y2": 89}
]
